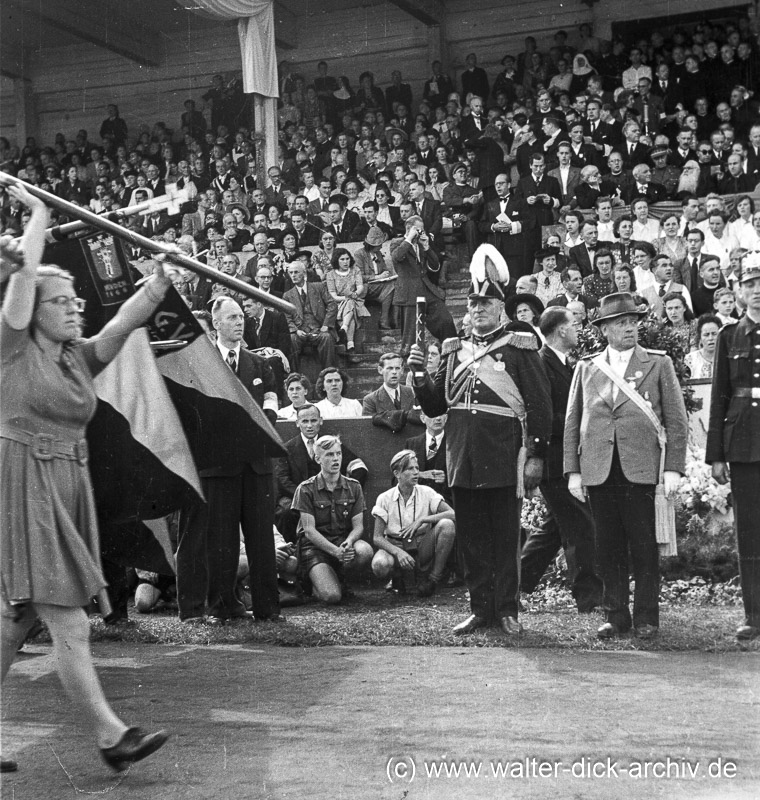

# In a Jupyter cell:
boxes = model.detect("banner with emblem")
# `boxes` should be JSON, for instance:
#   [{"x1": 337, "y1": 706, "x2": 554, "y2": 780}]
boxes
[{"x1": 79, "y1": 231, "x2": 136, "y2": 306}]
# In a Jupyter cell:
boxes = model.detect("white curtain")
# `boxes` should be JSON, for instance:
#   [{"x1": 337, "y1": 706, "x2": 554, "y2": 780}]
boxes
[{"x1": 180, "y1": 0, "x2": 278, "y2": 98}]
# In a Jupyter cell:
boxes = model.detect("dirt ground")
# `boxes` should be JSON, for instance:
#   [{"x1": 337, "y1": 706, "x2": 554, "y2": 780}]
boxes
[{"x1": 2, "y1": 642, "x2": 758, "y2": 800}]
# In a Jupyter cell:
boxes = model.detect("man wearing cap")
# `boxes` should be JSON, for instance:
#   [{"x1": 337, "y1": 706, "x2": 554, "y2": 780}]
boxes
[
  {"x1": 706, "y1": 254, "x2": 760, "y2": 641},
  {"x1": 354, "y1": 227, "x2": 396, "y2": 330},
  {"x1": 565, "y1": 292, "x2": 688, "y2": 640},
  {"x1": 409, "y1": 244, "x2": 552, "y2": 636},
  {"x1": 650, "y1": 147, "x2": 680, "y2": 199},
  {"x1": 478, "y1": 173, "x2": 531, "y2": 279}
]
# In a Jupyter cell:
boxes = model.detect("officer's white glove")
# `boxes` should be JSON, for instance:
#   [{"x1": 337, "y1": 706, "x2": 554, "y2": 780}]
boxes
[{"x1": 663, "y1": 471, "x2": 681, "y2": 498}]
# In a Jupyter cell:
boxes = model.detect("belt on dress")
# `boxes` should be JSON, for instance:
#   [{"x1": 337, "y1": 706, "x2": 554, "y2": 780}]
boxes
[
  {"x1": 733, "y1": 388, "x2": 760, "y2": 399},
  {"x1": 0, "y1": 427, "x2": 89, "y2": 465}
]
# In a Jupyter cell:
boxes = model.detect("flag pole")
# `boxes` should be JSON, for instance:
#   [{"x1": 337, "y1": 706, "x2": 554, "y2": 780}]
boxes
[{"x1": 1, "y1": 172, "x2": 296, "y2": 315}]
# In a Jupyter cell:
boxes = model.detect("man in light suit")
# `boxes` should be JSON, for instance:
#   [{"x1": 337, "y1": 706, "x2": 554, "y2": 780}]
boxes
[
  {"x1": 283, "y1": 261, "x2": 338, "y2": 370},
  {"x1": 390, "y1": 216, "x2": 457, "y2": 356},
  {"x1": 565, "y1": 293, "x2": 688, "y2": 640},
  {"x1": 177, "y1": 297, "x2": 282, "y2": 624},
  {"x1": 639, "y1": 255, "x2": 692, "y2": 319},
  {"x1": 521, "y1": 308, "x2": 603, "y2": 611},
  {"x1": 362, "y1": 352, "x2": 423, "y2": 433}
]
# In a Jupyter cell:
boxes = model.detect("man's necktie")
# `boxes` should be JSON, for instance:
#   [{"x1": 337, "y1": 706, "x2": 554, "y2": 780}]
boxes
[
  {"x1": 307, "y1": 438, "x2": 315, "y2": 460},
  {"x1": 661, "y1": 81, "x2": 667, "y2": 91},
  {"x1": 226, "y1": 350, "x2": 237, "y2": 373},
  {"x1": 393, "y1": 389, "x2": 401, "y2": 410},
  {"x1": 427, "y1": 437, "x2": 438, "y2": 461},
  {"x1": 658, "y1": 284, "x2": 666, "y2": 297}
]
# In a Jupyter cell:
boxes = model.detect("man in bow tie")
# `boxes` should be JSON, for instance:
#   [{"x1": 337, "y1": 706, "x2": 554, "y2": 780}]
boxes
[{"x1": 478, "y1": 173, "x2": 532, "y2": 277}]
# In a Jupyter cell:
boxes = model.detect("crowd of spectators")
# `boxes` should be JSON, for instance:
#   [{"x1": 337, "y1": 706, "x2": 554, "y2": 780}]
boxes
[{"x1": 2, "y1": 12, "x2": 760, "y2": 619}]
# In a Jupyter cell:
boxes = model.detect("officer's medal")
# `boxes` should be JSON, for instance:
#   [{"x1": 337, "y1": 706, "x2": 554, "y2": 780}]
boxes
[{"x1": 493, "y1": 353, "x2": 506, "y2": 371}]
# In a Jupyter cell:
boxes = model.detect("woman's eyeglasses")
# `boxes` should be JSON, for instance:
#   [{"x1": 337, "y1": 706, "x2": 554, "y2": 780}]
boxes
[{"x1": 39, "y1": 296, "x2": 86, "y2": 312}]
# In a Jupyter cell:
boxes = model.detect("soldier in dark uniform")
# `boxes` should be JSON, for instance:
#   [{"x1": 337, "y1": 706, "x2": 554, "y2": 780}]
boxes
[
  {"x1": 706, "y1": 254, "x2": 760, "y2": 641},
  {"x1": 408, "y1": 245, "x2": 552, "y2": 635}
]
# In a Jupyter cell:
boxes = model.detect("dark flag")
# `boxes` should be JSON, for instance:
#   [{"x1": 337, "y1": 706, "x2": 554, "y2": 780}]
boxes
[{"x1": 43, "y1": 233, "x2": 285, "y2": 574}]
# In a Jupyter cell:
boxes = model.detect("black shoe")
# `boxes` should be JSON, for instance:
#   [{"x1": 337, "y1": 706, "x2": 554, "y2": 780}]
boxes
[
  {"x1": 737, "y1": 625, "x2": 760, "y2": 641},
  {"x1": 255, "y1": 613, "x2": 287, "y2": 622},
  {"x1": 597, "y1": 622, "x2": 622, "y2": 640},
  {"x1": 633, "y1": 624, "x2": 659, "y2": 640},
  {"x1": 100, "y1": 728, "x2": 169, "y2": 773},
  {"x1": 499, "y1": 616, "x2": 524, "y2": 635},
  {"x1": 1, "y1": 759, "x2": 18, "y2": 773},
  {"x1": 453, "y1": 614, "x2": 488, "y2": 636},
  {"x1": 416, "y1": 577, "x2": 437, "y2": 598}
]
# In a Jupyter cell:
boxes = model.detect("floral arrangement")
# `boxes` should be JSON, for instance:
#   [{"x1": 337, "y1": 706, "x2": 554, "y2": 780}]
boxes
[
  {"x1": 677, "y1": 442, "x2": 732, "y2": 516},
  {"x1": 572, "y1": 314, "x2": 700, "y2": 413}
]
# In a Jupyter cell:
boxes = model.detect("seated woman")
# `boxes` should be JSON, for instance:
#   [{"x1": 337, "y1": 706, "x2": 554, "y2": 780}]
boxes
[
  {"x1": 277, "y1": 372, "x2": 313, "y2": 420},
  {"x1": 662, "y1": 291, "x2": 696, "y2": 349},
  {"x1": 425, "y1": 165, "x2": 448, "y2": 203},
  {"x1": 631, "y1": 240, "x2": 657, "y2": 293},
  {"x1": 267, "y1": 205, "x2": 287, "y2": 248},
  {"x1": 291, "y1": 435, "x2": 373, "y2": 604},
  {"x1": 309, "y1": 229, "x2": 337, "y2": 280},
  {"x1": 314, "y1": 367, "x2": 363, "y2": 419},
  {"x1": 684, "y1": 314, "x2": 720, "y2": 379},
  {"x1": 371, "y1": 450, "x2": 456, "y2": 597},
  {"x1": 325, "y1": 248, "x2": 369, "y2": 362},
  {"x1": 656, "y1": 213, "x2": 688, "y2": 282}
]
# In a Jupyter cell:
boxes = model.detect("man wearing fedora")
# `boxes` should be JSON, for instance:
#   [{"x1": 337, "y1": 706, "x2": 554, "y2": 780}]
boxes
[
  {"x1": 706, "y1": 254, "x2": 760, "y2": 641},
  {"x1": 408, "y1": 244, "x2": 552, "y2": 636},
  {"x1": 354, "y1": 227, "x2": 396, "y2": 330},
  {"x1": 565, "y1": 292, "x2": 688, "y2": 640}
]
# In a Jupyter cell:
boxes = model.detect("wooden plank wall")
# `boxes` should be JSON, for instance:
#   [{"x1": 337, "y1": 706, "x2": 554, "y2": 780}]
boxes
[{"x1": 0, "y1": 0, "x2": 733, "y2": 148}]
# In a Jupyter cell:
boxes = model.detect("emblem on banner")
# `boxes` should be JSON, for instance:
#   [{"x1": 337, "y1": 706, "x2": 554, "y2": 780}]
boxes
[{"x1": 80, "y1": 233, "x2": 135, "y2": 306}]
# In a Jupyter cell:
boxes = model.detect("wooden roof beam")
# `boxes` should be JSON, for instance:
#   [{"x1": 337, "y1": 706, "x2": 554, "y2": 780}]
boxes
[{"x1": 386, "y1": 0, "x2": 440, "y2": 27}]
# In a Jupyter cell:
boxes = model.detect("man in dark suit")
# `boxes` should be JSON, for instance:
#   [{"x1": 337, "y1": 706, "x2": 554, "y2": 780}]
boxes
[
  {"x1": 139, "y1": 210, "x2": 171, "y2": 239},
  {"x1": 460, "y1": 54, "x2": 489, "y2": 106},
  {"x1": 668, "y1": 128, "x2": 698, "y2": 170},
  {"x1": 349, "y1": 201, "x2": 395, "y2": 243},
  {"x1": 325, "y1": 199, "x2": 360, "y2": 244},
  {"x1": 390, "y1": 217, "x2": 457, "y2": 356},
  {"x1": 620, "y1": 121, "x2": 650, "y2": 170},
  {"x1": 568, "y1": 219, "x2": 606, "y2": 278},
  {"x1": 408, "y1": 179, "x2": 443, "y2": 252},
  {"x1": 307, "y1": 179, "x2": 333, "y2": 222},
  {"x1": 176, "y1": 296, "x2": 282, "y2": 624},
  {"x1": 746, "y1": 124, "x2": 760, "y2": 187},
  {"x1": 145, "y1": 164, "x2": 166, "y2": 198},
  {"x1": 264, "y1": 167, "x2": 290, "y2": 211},
  {"x1": 362, "y1": 352, "x2": 423, "y2": 433},
  {"x1": 521, "y1": 307, "x2": 603, "y2": 611},
  {"x1": 185, "y1": 274, "x2": 213, "y2": 311},
  {"x1": 620, "y1": 164, "x2": 668, "y2": 205},
  {"x1": 549, "y1": 143, "x2": 582, "y2": 206},
  {"x1": 514, "y1": 153, "x2": 562, "y2": 261},
  {"x1": 478, "y1": 173, "x2": 532, "y2": 278},
  {"x1": 650, "y1": 64, "x2": 684, "y2": 120},
  {"x1": 275, "y1": 403, "x2": 367, "y2": 543},
  {"x1": 283, "y1": 261, "x2": 338, "y2": 370},
  {"x1": 565, "y1": 293, "x2": 688, "y2": 640},
  {"x1": 405, "y1": 411, "x2": 451, "y2": 505},
  {"x1": 290, "y1": 210, "x2": 322, "y2": 247},
  {"x1": 459, "y1": 95, "x2": 487, "y2": 141}
]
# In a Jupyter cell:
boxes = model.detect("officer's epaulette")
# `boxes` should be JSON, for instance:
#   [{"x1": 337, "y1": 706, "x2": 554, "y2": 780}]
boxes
[
  {"x1": 505, "y1": 331, "x2": 539, "y2": 350},
  {"x1": 441, "y1": 336, "x2": 461, "y2": 355},
  {"x1": 645, "y1": 348, "x2": 667, "y2": 356}
]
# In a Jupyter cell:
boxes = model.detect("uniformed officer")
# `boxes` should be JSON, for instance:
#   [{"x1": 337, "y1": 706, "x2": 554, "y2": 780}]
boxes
[
  {"x1": 565, "y1": 292, "x2": 688, "y2": 640},
  {"x1": 706, "y1": 252, "x2": 760, "y2": 641},
  {"x1": 408, "y1": 244, "x2": 552, "y2": 635}
]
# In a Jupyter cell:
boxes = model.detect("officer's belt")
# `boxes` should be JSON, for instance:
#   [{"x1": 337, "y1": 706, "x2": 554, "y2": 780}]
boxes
[
  {"x1": 449, "y1": 403, "x2": 520, "y2": 418},
  {"x1": 734, "y1": 388, "x2": 760, "y2": 399}
]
